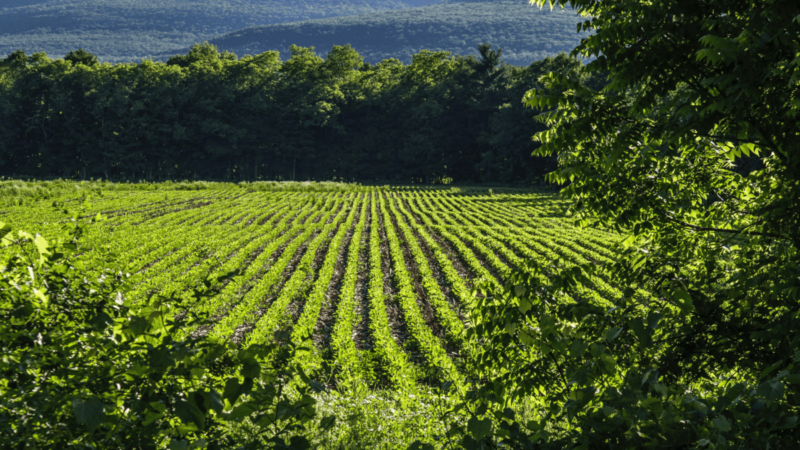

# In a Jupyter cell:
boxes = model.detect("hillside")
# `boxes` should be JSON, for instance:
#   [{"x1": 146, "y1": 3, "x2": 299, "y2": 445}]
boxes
[
  {"x1": 0, "y1": 0, "x2": 586, "y2": 65},
  {"x1": 175, "y1": 1, "x2": 587, "y2": 66},
  {"x1": 0, "y1": 0, "x2": 440, "y2": 63}
]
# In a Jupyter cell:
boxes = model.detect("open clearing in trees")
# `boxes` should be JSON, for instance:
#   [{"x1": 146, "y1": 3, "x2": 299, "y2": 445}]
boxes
[{"x1": 3, "y1": 183, "x2": 624, "y2": 391}]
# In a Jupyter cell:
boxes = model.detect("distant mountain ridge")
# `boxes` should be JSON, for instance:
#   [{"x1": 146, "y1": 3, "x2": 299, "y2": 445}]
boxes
[
  {"x1": 0, "y1": 0, "x2": 441, "y2": 62},
  {"x1": 189, "y1": 1, "x2": 586, "y2": 66},
  {"x1": 0, "y1": 0, "x2": 586, "y2": 65}
]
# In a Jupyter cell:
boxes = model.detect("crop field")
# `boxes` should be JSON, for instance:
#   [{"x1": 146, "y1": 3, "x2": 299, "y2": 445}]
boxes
[{"x1": 1, "y1": 182, "x2": 623, "y2": 392}]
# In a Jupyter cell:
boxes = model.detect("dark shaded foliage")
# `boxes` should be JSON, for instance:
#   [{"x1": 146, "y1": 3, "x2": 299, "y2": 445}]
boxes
[{"x1": 0, "y1": 43, "x2": 600, "y2": 184}]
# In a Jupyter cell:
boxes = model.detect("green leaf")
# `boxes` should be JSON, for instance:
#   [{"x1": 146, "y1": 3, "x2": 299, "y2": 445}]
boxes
[
  {"x1": 519, "y1": 329, "x2": 536, "y2": 346},
  {"x1": 127, "y1": 316, "x2": 150, "y2": 336},
  {"x1": 673, "y1": 289, "x2": 693, "y2": 315},
  {"x1": 780, "y1": 416, "x2": 798, "y2": 429},
  {"x1": 712, "y1": 416, "x2": 732, "y2": 432},
  {"x1": 241, "y1": 361, "x2": 261, "y2": 378},
  {"x1": 539, "y1": 315, "x2": 557, "y2": 337},
  {"x1": 505, "y1": 321, "x2": 517, "y2": 335},
  {"x1": 34, "y1": 234, "x2": 52, "y2": 263},
  {"x1": 467, "y1": 417, "x2": 492, "y2": 440},
  {"x1": 72, "y1": 397, "x2": 106, "y2": 432},
  {"x1": 756, "y1": 380, "x2": 784, "y2": 401},
  {"x1": 257, "y1": 413, "x2": 276, "y2": 428},
  {"x1": 518, "y1": 296, "x2": 532, "y2": 314},
  {"x1": 569, "y1": 339, "x2": 588, "y2": 357},
  {"x1": 308, "y1": 380, "x2": 326, "y2": 393},
  {"x1": 223, "y1": 378, "x2": 242, "y2": 406},
  {"x1": 784, "y1": 374, "x2": 800, "y2": 384},
  {"x1": 189, "y1": 439, "x2": 208, "y2": 449},
  {"x1": 0, "y1": 222, "x2": 12, "y2": 244},
  {"x1": 604, "y1": 327, "x2": 622, "y2": 342},
  {"x1": 320, "y1": 415, "x2": 336, "y2": 431},
  {"x1": 408, "y1": 441, "x2": 435, "y2": 450},
  {"x1": 647, "y1": 311, "x2": 664, "y2": 329},
  {"x1": 225, "y1": 401, "x2": 259, "y2": 422},
  {"x1": 10, "y1": 301, "x2": 35, "y2": 321},
  {"x1": 149, "y1": 347, "x2": 176, "y2": 373},
  {"x1": 630, "y1": 318, "x2": 653, "y2": 348},
  {"x1": 174, "y1": 399, "x2": 205, "y2": 430},
  {"x1": 760, "y1": 360, "x2": 783, "y2": 379},
  {"x1": 90, "y1": 311, "x2": 113, "y2": 331},
  {"x1": 201, "y1": 390, "x2": 224, "y2": 414},
  {"x1": 169, "y1": 440, "x2": 189, "y2": 450},
  {"x1": 598, "y1": 353, "x2": 616, "y2": 375},
  {"x1": 143, "y1": 410, "x2": 166, "y2": 426},
  {"x1": 285, "y1": 436, "x2": 311, "y2": 450},
  {"x1": 176, "y1": 423, "x2": 199, "y2": 434}
]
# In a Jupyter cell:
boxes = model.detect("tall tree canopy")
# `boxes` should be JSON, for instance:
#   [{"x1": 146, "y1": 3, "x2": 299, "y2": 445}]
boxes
[
  {"x1": 0, "y1": 43, "x2": 586, "y2": 184},
  {"x1": 459, "y1": 0, "x2": 800, "y2": 448}
]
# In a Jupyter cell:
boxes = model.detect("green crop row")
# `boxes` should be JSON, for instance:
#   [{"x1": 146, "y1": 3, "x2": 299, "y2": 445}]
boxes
[
  {"x1": 378, "y1": 193, "x2": 463, "y2": 388},
  {"x1": 328, "y1": 197, "x2": 370, "y2": 389}
]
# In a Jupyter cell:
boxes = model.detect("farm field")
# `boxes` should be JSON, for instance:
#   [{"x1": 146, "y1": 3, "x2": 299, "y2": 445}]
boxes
[{"x1": 1, "y1": 181, "x2": 624, "y2": 392}]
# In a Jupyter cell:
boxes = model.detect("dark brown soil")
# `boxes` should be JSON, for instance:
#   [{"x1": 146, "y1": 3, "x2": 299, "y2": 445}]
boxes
[
  {"x1": 384, "y1": 195, "x2": 447, "y2": 343},
  {"x1": 376, "y1": 199, "x2": 423, "y2": 364},
  {"x1": 401, "y1": 197, "x2": 475, "y2": 284},
  {"x1": 251, "y1": 206, "x2": 282, "y2": 226},
  {"x1": 98, "y1": 195, "x2": 212, "y2": 218},
  {"x1": 186, "y1": 210, "x2": 222, "y2": 226},
  {"x1": 312, "y1": 209, "x2": 363, "y2": 350},
  {"x1": 229, "y1": 230, "x2": 319, "y2": 344},
  {"x1": 446, "y1": 228, "x2": 506, "y2": 284},
  {"x1": 133, "y1": 200, "x2": 214, "y2": 225},
  {"x1": 285, "y1": 223, "x2": 343, "y2": 325},
  {"x1": 351, "y1": 208, "x2": 372, "y2": 350},
  {"x1": 190, "y1": 228, "x2": 305, "y2": 340},
  {"x1": 324, "y1": 202, "x2": 346, "y2": 224},
  {"x1": 392, "y1": 198, "x2": 466, "y2": 322}
]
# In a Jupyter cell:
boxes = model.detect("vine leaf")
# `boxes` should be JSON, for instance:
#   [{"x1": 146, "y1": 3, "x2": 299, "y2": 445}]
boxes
[
  {"x1": 467, "y1": 417, "x2": 492, "y2": 440},
  {"x1": 72, "y1": 397, "x2": 106, "y2": 432},
  {"x1": 712, "y1": 416, "x2": 732, "y2": 432}
]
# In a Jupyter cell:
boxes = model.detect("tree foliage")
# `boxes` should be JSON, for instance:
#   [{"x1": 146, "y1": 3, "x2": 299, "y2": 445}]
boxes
[
  {"x1": 0, "y1": 43, "x2": 592, "y2": 184},
  {"x1": 443, "y1": 0, "x2": 800, "y2": 448}
]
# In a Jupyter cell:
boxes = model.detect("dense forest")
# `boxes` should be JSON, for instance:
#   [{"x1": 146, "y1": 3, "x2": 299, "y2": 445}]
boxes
[
  {"x1": 196, "y1": 1, "x2": 585, "y2": 65},
  {"x1": 0, "y1": 0, "x2": 583, "y2": 65},
  {"x1": 0, "y1": 43, "x2": 600, "y2": 184}
]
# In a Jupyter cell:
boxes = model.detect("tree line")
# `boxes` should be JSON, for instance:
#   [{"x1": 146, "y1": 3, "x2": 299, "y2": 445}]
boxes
[{"x1": 0, "y1": 43, "x2": 598, "y2": 184}]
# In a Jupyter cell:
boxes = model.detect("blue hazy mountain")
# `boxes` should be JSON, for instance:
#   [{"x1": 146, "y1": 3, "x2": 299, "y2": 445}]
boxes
[
  {"x1": 191, "y1": 1, "x2": 587, "y2": 66},
  {"x1": 0, "y1": 0, "x2": 587, "y2": 65},
  {"x1": 0, "y1": 0, "x2": 442, "y2": 62}
]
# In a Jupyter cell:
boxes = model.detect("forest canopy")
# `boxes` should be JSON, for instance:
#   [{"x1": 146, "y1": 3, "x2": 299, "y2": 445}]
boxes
[{"x1": 0, "y1": 43, "x2": 600, "y2": 184}]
